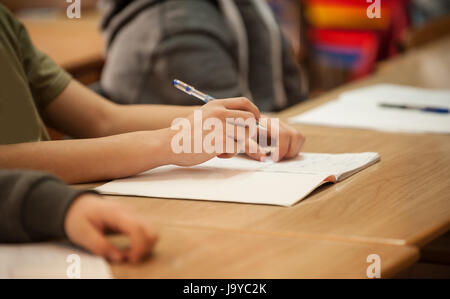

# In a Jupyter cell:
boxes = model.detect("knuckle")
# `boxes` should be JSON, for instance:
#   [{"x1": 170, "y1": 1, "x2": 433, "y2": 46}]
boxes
[{"x1": 239, "y1": 97, "x2": 250, "y2": 105}]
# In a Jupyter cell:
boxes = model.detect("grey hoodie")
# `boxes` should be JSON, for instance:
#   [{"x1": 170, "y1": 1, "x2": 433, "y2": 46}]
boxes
[
  {"x1": 100, "y1": 0, "x2": 307, "y2": 112},
  {"x1": 0, "y1": 170, "x2": 87, "y2": 243}
]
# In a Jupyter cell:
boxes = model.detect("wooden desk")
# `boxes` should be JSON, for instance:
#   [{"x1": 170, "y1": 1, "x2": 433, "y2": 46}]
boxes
[
  {"x1": 111, "y1": 226, "x2": 418, "y2": 279},
  {"x1": 20, "y1": 12, "x2": 104, "y2": 84},
  {"x1": 74, "y1": 36, "x2": 450, "y2": 278},
  {"x1": 86, "y1": 36, "x2": 450, "y2": 249}
]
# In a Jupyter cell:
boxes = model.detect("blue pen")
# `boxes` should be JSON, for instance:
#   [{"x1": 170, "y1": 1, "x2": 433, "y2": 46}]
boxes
[
  {"x1": 173, "y1": 79, "x2": 268, "y2": 130},
  {"x1": 379, "y1": 103, "x2": 449, "y2": 114}
]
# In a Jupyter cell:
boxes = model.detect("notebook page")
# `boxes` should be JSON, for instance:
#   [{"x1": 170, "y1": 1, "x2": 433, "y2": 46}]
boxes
[
  {"x1": 338, "y1": 84, "x2": 450, "y2": 107},
  {"x1": 0, "y1": 242, "x2": 112, "y2": 279},
  {"x1": 196, "y1": 155, "x2": 269, "y2": 171},
  {"x1": 96, "y1": 152, "x2": 380, "y2": 206},
  {"x1": 96, "y1": 167, "x2": 328, "y2": 207},
  {"x1": 263, "y1": 152, "x2": 380, "y2": 180},
  {"x1": 196, "y1": 152, "x2": 380, "y2": 179},
  {"x1": 289, "y1": 84, "x2": 450, "y2": 134}
]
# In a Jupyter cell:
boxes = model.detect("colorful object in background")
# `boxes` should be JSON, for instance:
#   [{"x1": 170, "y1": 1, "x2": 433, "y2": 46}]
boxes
[
  {"x1": 304, "y1": 0, "x2": 390, "y2": 30},
  {"x1": 309, "y1": 29, "x2": 378, "y2": 79},
  {"x1": 303, "y1": 0, "x2": 410, "y2": 90}
]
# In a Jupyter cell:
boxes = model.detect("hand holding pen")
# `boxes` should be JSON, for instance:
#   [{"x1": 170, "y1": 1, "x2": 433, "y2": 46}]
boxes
[
  {"x1": 173, "y1": 79, "x2": 268, "y2": 130},
  {"x1": 172, "y1": 79, "x2": 305, "y2": 162}
]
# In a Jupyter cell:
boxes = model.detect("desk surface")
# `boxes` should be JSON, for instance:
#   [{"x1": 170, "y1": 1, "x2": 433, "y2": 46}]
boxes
[
  {"x1": 20, "y1": 12, "x2": 103, "y2": 72},
  {"x1": 92, "y1": 37, "x2": 450, "y2": 249},
  {"x1": 111, "y1": 226, "x2": 418, "y2": 279},
  {"x1": 77, "y1": 36, "x2": 450, "y2": 278}
]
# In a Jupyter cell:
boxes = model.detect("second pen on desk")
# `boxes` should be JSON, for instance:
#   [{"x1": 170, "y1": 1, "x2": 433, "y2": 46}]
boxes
[
  {"x1": 378, "y1": 103, "x2": 449, "y2": 114},
  {"x1": 173, "y1": 79, "x2": 267, "y2": 130}
]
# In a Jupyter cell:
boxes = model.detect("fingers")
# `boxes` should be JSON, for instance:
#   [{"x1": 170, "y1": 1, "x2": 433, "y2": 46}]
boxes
[
  {"x1": 218, "y1": 153, "x2": 236, "y2": 159},
  {"x1": 222, "y1": 123, "x2": 266, "y2": 161},
  {"x1": 64, "y1": 195, "x2": 158, "y2": 264},
  {"x1": 263, "y1": 119, "x2": 305, "y2": 162},
  {"x1": 181, "y1": 101, "x2": 304, "y2": 165},
  {"x1": 219, "y1": 97, "x2": 261, "y2": 119},
  {"x1": 222, "y1": 109, "x2": 257, "y2": 126},
  {"x1": 274, "y1": 134, "x2": 291, "y2": 162},
  {"x1": 64, "y1": 195, "x2": 126, "y2": 262},
  {"x1": 73, "y1": 220, "x2": 125, "y2": 263},
  {"x1": 224, "y1": 121, "x2": 258, "y2": 140},
  {"x1": 125, "y1": 220, "x2": 158, "y2": 264},
  {"x1": 102, "y1": 209, "x2": 158, "y2": 264},
  {"x1": 285, "y1": 131, "x2": 305, "y2": 159},
  {"x1": 243, "y1": 138, "x2": 267, "y2": 162}
]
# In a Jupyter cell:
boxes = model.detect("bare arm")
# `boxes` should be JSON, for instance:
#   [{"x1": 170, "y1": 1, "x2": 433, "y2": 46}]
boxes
[
  {"x1": 42, "y1": 80, "x2": 196, "y2": 138},
  {"x1": 0, "y1": 80, "x2": 303, "y2": 183},
  {"x1": 42, "y1": 81, "x2": 305, "y2": 161},
  {"x1": 0, "y1": 130, "x2": 173, "y2": 184},
  {"x1": 0, "y1": 80, "x2": 267, "y2": 183},
  {"x1": 0, "y1": 81, "x2": 196, "y2": 183}
]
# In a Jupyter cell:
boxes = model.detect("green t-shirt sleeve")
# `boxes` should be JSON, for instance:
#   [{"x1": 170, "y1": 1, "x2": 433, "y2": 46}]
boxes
[{"x1": 12, "y1": 12, "x2": 72, "y2": 110}]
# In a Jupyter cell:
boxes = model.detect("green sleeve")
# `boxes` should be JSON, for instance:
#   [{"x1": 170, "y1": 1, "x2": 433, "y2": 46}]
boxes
[{"x1": 12, "y1": 10, "x2": 72, "y2": 110}]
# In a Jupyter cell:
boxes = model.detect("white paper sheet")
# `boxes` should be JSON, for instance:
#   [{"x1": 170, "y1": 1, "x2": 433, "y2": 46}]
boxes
[
  {"x1": 0, "y1": 242, "x2": 112, "y2": 279},
  {"x1": 290, "y1": 84, "x2": 450, "y2": 134},
  {"x1": 96, "y1": 152, "x2": 380, "y2": 207},
  {"x1": 199, "y1": 152, "x2": 379, "y2": 177}
]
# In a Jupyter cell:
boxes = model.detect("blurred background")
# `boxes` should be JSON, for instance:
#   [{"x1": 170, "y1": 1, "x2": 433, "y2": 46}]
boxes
[
  {"x1": 2, "y1": 0, "x2": 450, "y2": 96},
  {"x1": 1, "y1": 1, "x2": 448, "y2": 279}
]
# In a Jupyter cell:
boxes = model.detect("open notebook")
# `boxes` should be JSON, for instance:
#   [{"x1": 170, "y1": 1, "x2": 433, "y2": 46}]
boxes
[{"x1": 96, "y1": 152, "x2": 380, "y2": 207}]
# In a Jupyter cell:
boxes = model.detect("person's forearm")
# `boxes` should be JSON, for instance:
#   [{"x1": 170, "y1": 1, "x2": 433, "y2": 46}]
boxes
[
  {"x1": 43, "y1": 80, "x2": 197, "y2": 138},
  {"x1": 0, "y1": 130, "x2": 173, "y2": 184},
  {"x1": 104, "y1": 103, "x2": 197, "y2": 135}
]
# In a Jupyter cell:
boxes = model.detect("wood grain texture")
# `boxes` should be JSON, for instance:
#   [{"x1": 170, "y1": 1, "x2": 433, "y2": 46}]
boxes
[
  {"x1": 76, "y1": 36, "x2": 450, "y2": 248},
  {"x1": 111, "y1": 226, "x2": 419, "y2": 279}
]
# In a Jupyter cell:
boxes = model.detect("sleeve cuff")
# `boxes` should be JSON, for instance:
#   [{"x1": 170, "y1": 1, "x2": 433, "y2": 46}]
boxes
[{"x1": 22, "y1": 178, "x2": 95, "y2": 241}]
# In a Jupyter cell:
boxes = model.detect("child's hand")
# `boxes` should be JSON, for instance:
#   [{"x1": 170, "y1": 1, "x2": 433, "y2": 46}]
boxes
[
  {"x1": 258, "y1": 117, "x2": 305, "y2": 162},
  {"x1": 167, "y1": 97, "x2": 267, "y2": 166},
  {"x1": 64, "y1": 194, "x2": 158, "y2": 264}
]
